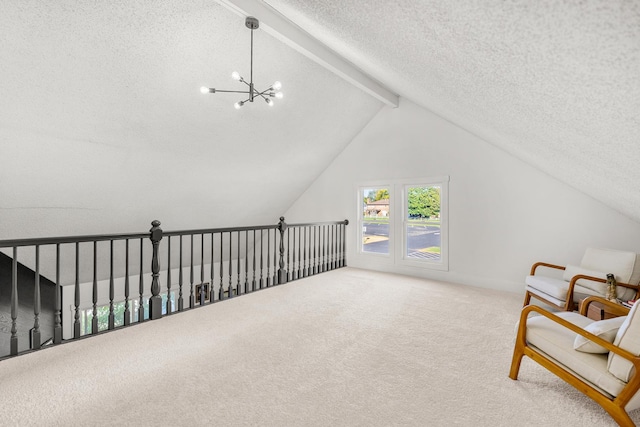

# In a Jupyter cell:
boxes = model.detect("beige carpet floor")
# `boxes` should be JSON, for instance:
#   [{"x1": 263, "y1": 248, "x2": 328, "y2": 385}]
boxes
[{"x1": 0, "y1": 267, "x2": 637, "y2": 426}]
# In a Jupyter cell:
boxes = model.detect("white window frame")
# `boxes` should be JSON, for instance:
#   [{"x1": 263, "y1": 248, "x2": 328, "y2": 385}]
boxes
[
  {"x1": 399, "y1": 179, "x2": 449, "y2": 271},
  {"x1": 357, "y1": 184, "x2": 393, "y2": 259},
  {"x1": 356, "y1": 176, "x2": 449, "y2": 271}
]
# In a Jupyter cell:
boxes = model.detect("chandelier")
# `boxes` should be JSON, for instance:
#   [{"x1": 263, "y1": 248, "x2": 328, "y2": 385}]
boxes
[{"x1": 200, "y1": 16, "x2": 283, "y2": 109}]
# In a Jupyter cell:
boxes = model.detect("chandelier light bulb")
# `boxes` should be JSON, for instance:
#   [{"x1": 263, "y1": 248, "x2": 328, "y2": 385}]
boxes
[
  {"x1": 200, "y1": 86, "x2": 210, "y2": 94},
  {"x1": 275, "y1": 92, "x2": 283, "y2": 99},
  {"x1": 266, "y1": 98, "x2": 274, "y2": 106},
  {"x1": 234, "y1": 101, "x2": 244, "y2": 109},
  {"x1": 231, "y1": 71, "x2": 241, "y2": 81},
  {"x1": 272, "y1": 81, "x2": 282, "y2": 91}
]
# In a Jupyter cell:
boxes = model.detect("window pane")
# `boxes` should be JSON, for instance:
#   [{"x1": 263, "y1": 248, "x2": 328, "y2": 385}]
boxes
[
  {"x1": 361, "y1": 187, "x2": 390, "y2": 254},
  {"x1": 405, "y1": 186, "x2": 441, "y2": 261}
]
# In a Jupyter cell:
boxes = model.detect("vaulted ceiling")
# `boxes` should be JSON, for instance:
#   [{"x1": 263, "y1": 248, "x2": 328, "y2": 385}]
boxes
[{"x1": 1, "y1": 0, "x2": 639, "y2": 239}]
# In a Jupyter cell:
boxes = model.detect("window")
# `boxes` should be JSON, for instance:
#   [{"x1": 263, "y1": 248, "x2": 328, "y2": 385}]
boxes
[
  {"x1": 360, "y1": 187, "x2": 390, "y2": 255},
  {"x1": 357, "y1": 177, "x2": 448, "y2": 271},
  {"x1": 403, "y1": 184, "x2": 444, "y2": 265}
]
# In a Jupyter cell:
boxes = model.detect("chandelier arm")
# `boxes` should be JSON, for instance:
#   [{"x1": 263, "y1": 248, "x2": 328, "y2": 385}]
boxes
[
  {"x1": 211, "y1": 89, "x2": 251, "y2": 94},
  {"x1": 255, "y1": 89, "x2": 275, "y2": 100}
]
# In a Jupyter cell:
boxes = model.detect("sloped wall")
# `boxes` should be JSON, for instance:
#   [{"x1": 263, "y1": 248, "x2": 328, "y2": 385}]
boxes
[{"x1": 284, "y1": 98, "x2": 640, "y2": 293}]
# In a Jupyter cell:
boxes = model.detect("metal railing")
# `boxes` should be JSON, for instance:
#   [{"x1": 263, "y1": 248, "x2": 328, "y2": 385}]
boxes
[{"x1": 0, "y1": 217, "x2": 348, "y2": 359}]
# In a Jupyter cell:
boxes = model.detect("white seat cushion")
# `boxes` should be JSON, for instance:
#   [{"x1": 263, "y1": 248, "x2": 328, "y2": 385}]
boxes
[
  {"x1": 525, "y1": 275, "x2": 570, "y2": 301},
  {"x1": 524, "y1": 312, "x2": 626, "y2": 397}
]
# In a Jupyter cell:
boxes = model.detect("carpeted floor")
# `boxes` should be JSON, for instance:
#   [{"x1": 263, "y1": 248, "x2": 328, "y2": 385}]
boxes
[{"x1": 0, "y1": 267, "x2": 637, "y2": 426}]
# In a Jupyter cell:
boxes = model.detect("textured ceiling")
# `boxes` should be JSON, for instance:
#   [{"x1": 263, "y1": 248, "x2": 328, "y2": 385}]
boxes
[
  {"x1": 0, "y1": 0, "x2": 382, "y2": 237},
  {"x1": 1, "y1": 0, "x2": 639, "y2": 239},
  {"x1": 265, "y1": 0, "x2": 640, "y2": 222}
]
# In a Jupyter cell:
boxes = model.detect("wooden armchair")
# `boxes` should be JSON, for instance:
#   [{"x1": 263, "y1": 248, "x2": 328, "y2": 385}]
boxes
[
  {"x1": 523, "y1": 247, "x2": 640, "y2": 311},
  {"x1": 510, "y1": 296, "x2": 640, "y2": 426}
]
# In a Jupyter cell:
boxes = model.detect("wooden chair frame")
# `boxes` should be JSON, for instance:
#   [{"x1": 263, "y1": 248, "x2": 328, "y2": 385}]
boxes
[
  {"x1": 510, "y1": 297, "x2": 640, "y2": 426},
  {"x1": 523, "y1": 262, "x2": 640, "y2": 311}
]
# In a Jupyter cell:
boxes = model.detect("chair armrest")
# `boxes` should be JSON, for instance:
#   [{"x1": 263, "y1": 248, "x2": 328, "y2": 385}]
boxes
[
  {"x1": 517, "y1": 305, "x2": 639, "y2": 366},
  {"x1": 530, "y1": 262, "x2": 565, "y2": 276},
  {"x1": 563, "y1": 274, "x2": 607, "y2": 311},
  {"x1": 579, "y1": 295, "x2": 630, "y2": 317}
]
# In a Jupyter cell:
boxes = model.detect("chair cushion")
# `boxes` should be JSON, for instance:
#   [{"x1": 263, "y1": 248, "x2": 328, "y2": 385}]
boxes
[
  {"x1": 574, "y1": 316, "x2": 627, "y2": 354},
  {"x1": 525, "y1": 275, "x2": 570, "y2": 301},
  {"x1": 608, "y1": 302, "x2": 640, "y2": 382},
  {"x1": 581, "y1": 248, "x2": 640, "y2": 303},
  {"x1": 562, "y1": 264, "x2": 608, "y2": 295},
  {"x1": 524, "y1": 312, "x2": 626, "y2": 397}
]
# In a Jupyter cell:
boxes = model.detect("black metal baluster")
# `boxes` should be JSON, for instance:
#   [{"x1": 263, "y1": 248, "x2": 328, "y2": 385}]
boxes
[
  {"x1": 260, "y1": 230, "x2": 264, "y2": 289},
  {"x1": 297, "y1": 227, "x2": 302, "y2": 279},
  {"x1": 167, "y1": 236, "x2": 172, "y2": 314},
  {"x1": 318, "y1": 225, "x2": 323, "y2": 274},
  {"x1": 336, "y1": 224, "x2": 340, "y2": 268},
  {"x1": 219, "y1": 232, "x2": 225, "y2": 300},
  {"x1": 54, "y1": 243, "x2": 62, "y2": 343},
  {"x1": 179, "y1": 236, "x2": 184, "y2": 310},
  {"x1": 252, "y1": 230, "x2": 257, "y2": 292},
  {"x1": 139, "y1": 237, "x2": 145, "y2": 323},
  {"x1": 302, "y1": 227, "x2": 309, "y2": 277},
  {"x1": 287, "y1": 228, "x2": 291, "y2": 282},
  {"x1": 312, "y1": 226, "x2": 317, "y2": 275},
  {"x1": 75, "y1": 242, "x2": 81, "y2": 337},
  {"x1": 291, "y1": 228, "x2": 296, "y2": 281},
  {"x1": 318, "y1": 226, "x2": 323, "y2": 273},
  {"x1": 329, "y1": 225, "x2": 332, "y2": 270},
  {"x1": 333, "y1": 224, "x2": 339, "y2": 268},
  {"x1": 214, "y1": 233, "x2": 216, "y2": 302},
  {"x1": 266, "y1": 229, "x2": 271, "y2": 287},
  {"x1": 109, "y1": 240, "x2": 115, "y2": 329},
  {"x1": 273, "y1": 228, "x2": 278, "y2": 285},
  {"x1": 340, "y1": 223, "x2": 345, "y2": 267},
  {"x1": 200, "y1": 234, "x2": 205, "y2": 305},
  {"x1": 236, "y1": 231, "x2": 242, "y2": 296},
  {"x1": 92, "y1": 241, "x2": 98, "y2": 334},
  {"x1": 245, "y1": 231, "x2": 250, "y2": 292},
  {"x1": 323, "y1": 225, "x2": 328, "y2": 272},
  {"x1": 228, "y1": 231, "x2": 233, "y2": 297},
  {"x1": 31, "y1": 245, "x2": 41, "y2": 349},
  {"x1": 190, "y1": 234, "x2": 195, "y2": 308},
  {"x1": 124, "y1": 239, "x2": 131, "y2": 326},
  {"x1": 330, "y1": 225, "x2": 335, "y2": 270},
  {"x1": 10, "y1": 247, "x2": 18, "y2": 355}
]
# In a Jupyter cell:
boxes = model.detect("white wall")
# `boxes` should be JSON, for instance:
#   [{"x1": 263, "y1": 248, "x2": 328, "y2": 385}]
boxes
[{"x1": 284, "y1": 98, "x2": 640, "y2": 293}]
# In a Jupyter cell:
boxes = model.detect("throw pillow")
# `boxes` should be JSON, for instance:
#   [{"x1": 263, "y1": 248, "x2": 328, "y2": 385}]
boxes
[{"x1": 573, "y1": 316, "x2": 626, "y2": 353}]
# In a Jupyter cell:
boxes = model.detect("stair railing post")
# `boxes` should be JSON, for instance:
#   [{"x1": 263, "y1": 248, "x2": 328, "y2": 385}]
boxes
[
  {"x1": 149, "y1": 220, "x2": 163, "y2": 320},
  {"x1": 278, "y1": 217, "x2": 288, "y2": 285}
]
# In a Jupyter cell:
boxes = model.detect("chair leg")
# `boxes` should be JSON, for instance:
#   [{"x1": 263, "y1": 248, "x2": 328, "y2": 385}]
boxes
[
  {"x1": 605, "y1": 405, "x2": 635, "y2": 427},
  {"x1": 509, "y1": 342, "x2": 525, "y2": 380},
  {"x1": 522, "y1": 291, "x2": 532, "y2": 307}
]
